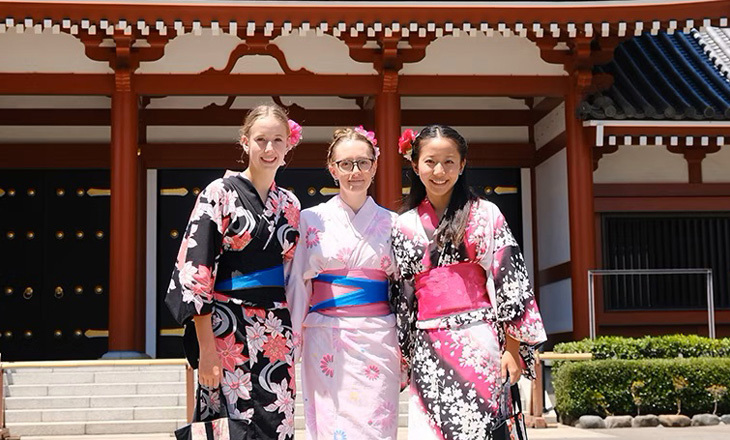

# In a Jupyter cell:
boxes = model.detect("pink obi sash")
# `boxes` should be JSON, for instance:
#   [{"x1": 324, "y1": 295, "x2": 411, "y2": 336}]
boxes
[
  {"x1": 414, "y1": 262, "x2": 491, "y2": 321},
  {"x1": 310, "y1": 268, "x2": 392, "y2": 317}
]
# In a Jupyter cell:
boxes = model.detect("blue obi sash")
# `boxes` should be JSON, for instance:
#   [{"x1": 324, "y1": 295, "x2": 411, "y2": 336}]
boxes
[
  {"x1": 309, "y1": 273, "x2": 389, "y2": 313},
  {"x1": 214, "y1": 264, "x2": 285, "y2": 291}
]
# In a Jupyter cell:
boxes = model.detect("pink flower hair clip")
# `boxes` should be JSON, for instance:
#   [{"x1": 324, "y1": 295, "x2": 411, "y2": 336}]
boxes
[
  {"x1": 288, "y1": 119, "x2": 303, "y2": 147},
  {"x1": 354, "y1": 125, "x2": 380, "y2": 159},
  {"x1": 398, "y1": 128, "x2": 418, "y2": 161}
]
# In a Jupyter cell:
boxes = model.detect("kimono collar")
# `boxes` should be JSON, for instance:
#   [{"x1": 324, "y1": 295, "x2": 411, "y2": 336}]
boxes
[
  {"x1": 236, "y1": 173, "x2": 278, "y2": 206},
  {"x1": 417, "y1": 198, "x2": 439, "y2": 234},
  {"x1": 331, "y1": 195, "x2": 378, "y2": 238}
]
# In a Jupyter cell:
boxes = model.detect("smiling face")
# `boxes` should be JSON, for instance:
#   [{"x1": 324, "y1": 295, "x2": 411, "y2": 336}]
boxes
[
  {"x1": 414, "y1": 135, "x2": 465, "y2": 205},
  {"x1": 241, "y1": 115, "x2": 290, "y2": 176},
  {"x1": 328, "y1": 138, "x2": 377, "y2": 197}
]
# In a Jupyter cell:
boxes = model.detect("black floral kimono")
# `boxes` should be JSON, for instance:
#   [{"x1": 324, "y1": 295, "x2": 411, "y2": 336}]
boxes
[{"x1": 166, "y1": 173, "x2": 300, "y2": 440}]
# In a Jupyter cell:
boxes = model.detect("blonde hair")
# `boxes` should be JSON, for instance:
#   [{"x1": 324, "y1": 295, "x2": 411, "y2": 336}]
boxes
[
  {"x1": 326, "y1": 127, "x2": 377, "y2": 163},
  {"x1": 238, "y1": 103, "x2": 290, "y2": 143}
]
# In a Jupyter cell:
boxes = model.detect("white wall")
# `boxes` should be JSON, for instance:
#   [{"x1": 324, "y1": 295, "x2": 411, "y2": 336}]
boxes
[
  {"x1": 0, "y1": 29, "x2": 111, "y2": 72},
  {"x1": 593, "y1": 145, "x2": 689, "y2": 183},
  {"x1": 521, "y1": 168, "x2": 535, "y2": 287},
  {"x1": 533, "y1": 102, "x2": 565, "y2": 149},
  {"x1": 401, "y1": 33, "x2": 567, "y2": 75},
  {"x1": 535, "y1": 150, "x2": 570, "y2": 270},
  {"x1": 539, "y1": 279, "x2": 573, "y2": 334},
  {"x1": 703, "y1": 145, "x2": 730, "y2": 182}
]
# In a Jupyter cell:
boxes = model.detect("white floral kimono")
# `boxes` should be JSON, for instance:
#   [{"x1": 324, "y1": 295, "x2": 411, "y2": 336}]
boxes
[{"x1": 286, "y1": 195, "x2": 401, "y2": 440}]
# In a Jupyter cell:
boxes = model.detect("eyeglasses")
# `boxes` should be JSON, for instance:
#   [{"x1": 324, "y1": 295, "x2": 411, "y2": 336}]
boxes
[{"x1": 333, "y1": 158, "x2": 374, "y2": 172}]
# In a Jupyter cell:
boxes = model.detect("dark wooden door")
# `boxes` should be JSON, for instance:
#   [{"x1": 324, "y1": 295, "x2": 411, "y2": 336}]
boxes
[{"x1": 0, "y1": 170, "x2": 110, "y2": 361}]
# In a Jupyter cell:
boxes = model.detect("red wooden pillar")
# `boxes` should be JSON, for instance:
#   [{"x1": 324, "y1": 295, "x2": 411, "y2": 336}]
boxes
[
  {"x1": 105, "y1": 65, "x2": 140, "y2": 357},
  {"x1": 565, "y1": 75, "x2": 596, "y2": 340},
  {"x1": 374, "y1": 90, "x2": 402, "y2": 211}
]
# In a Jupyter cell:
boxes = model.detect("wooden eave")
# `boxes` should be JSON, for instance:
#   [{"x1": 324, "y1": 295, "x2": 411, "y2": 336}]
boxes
[{"x1": 1, "y1": 0, "x2": 729, "y2": 38}]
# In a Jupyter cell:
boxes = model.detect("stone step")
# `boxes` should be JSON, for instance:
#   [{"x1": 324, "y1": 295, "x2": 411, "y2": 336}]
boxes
[
  {"x1": 4, "y1": 369, "x2": 185, "y2": 385},
  {"x1": 5, "y1": 406, "x2": 186, "y2": 424},
  {"x1": 4, "y1": 381, "x2": 185, "y2": 397},
  {"x1": 7, "y1": 420, "x2": 186, "y2": 436},
  {"x1": 5, "y1": 394, "x2": 184, "y2": 410}
]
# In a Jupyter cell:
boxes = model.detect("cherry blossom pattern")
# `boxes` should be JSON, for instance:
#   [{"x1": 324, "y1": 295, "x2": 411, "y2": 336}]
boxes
[
  {"x1": 320, "y1": 354, "x2": 334, "y2": 377},
  {"x1": 305, "y1": 226, "x2": 321, "y2": 248},
  {"x1": 364, "y1": 364, "x2": 381, "y2": 381}
]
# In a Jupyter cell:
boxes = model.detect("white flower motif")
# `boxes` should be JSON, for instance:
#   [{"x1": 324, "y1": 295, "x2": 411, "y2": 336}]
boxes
[
  {"x1": 245, "y1": 322, "x2": 268, "y2": 359},
  {"x1": 221, "y1": 368, "x2": 252, "y2": 404},
  {"x1": 264, "y1": 312, "x2": 284, "y2": 336},
  {"x1": 264, "y1": 379, "x2": 294, "y2": 415}
]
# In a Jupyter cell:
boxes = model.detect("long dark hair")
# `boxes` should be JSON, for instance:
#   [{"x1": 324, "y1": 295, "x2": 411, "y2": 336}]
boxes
[{"x1": 403, "y1": 124, "x2": 479, "y2": 248}]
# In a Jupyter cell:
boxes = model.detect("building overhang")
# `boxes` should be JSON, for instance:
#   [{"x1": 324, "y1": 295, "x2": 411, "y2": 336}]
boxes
[{"x1": 1, "y1": 0, "x2": 729, "y2": 39}]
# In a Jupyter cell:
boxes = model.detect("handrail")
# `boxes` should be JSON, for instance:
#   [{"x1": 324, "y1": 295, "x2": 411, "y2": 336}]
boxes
[
  {"x1": 537, "y1": 352, "x2": 593, "y2": 361},
  {"x1": 0, "y1": 356, "x2": 195, "y2": 433},
  {"x1": 528, "y1": 351, "x2": 591, "y2": 428}
]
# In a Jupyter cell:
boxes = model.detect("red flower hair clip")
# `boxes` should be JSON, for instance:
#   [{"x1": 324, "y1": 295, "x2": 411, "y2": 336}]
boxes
[
  {"x1": 288, "y1": 119, "x2": 303, "y2": 147},
  {"x1": 398, "y1": 129, "x2": 418, "y2": 161}
]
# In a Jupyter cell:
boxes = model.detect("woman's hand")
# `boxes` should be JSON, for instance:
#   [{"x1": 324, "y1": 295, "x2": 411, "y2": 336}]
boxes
[
  {"x1": 501, "y1": 350, "x2": 521, "y2": 385},
  {"x1": 502, "y1": 333, "x2": 522, "y2": 385},
  {"x1": 193, "y1": 313, "x2": 222, "y2": 388},
  {"x1": 198, "y1": 347, "x2": 222, "y2": 388}
]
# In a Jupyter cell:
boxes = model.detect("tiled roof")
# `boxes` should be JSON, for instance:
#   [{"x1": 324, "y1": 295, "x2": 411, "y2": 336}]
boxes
[
  {"x1": 580, "y1": 30, "x2": 730, "y2": 120},
  {"x1": 695, "y1": 26, "x2": 730, "y2": 79}
]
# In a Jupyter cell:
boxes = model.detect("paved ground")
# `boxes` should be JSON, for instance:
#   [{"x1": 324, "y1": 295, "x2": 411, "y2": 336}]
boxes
[{"x1": 17, "y1": 424, "x2": 730, "y2": 440}]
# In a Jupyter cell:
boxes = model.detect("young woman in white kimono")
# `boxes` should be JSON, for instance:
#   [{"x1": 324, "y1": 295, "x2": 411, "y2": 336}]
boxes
[
  {"x1": 392, "y1": 125, "x2": 547, "y2": 440},
  {"x1": 286, "y1": 127, "x2": 401, "y2": 440}
]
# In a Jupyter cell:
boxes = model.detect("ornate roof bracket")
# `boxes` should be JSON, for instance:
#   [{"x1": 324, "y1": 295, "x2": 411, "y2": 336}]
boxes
[
  {"x1": 203, "y1": 35, "x2": 313, "y2": 75},
  {"x1": 81, "y1": 31, "x2": 167, "y2": 72}
]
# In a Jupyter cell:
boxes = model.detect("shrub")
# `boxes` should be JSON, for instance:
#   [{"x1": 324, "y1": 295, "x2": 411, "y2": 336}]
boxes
[
  {"x1": 553, "y1": 335, "x2": 730, "y2": 360},
  {"x1": 552, "y1": 357, "x2": 730, "y2": 424}
]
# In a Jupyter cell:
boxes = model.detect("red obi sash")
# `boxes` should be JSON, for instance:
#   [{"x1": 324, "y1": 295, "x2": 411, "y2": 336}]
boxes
[
  {"x1": 414, "y1": 262, "x2": 490, "y2": 320},
  {"x1": 310, "y1": 268, "x2": 392, "y2": 317}
]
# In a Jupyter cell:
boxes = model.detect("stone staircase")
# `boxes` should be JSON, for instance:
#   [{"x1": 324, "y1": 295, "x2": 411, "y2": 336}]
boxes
[
  {"x1": 3, "y1": 362, "x2": 188, "y2": 436},
  {"x1": 2, "y1": 361, "x2": 409, "y2": 437}
]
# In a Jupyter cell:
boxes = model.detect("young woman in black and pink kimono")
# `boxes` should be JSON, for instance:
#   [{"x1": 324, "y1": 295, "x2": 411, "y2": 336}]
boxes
[
  {"x1": 391, "y1": 125, "x2": 547, "y2": 440},
  {"x1": 165, "y1": 104, "x2": 302, "y2": 440}
]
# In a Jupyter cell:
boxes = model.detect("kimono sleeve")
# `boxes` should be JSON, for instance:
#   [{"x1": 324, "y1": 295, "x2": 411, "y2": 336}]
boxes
[
  {"x1": 165, "y1": 179, "x2": 229, "y2": 326},
  {"x1": 285, "y1": 212, "x2": 313, "y2": 363},
  {"x1": 479, "y1": 202, "x2": 547, "y2": 380},
  {"x1": 389, "y1": 227, "x2": 418, "y2": 389}
]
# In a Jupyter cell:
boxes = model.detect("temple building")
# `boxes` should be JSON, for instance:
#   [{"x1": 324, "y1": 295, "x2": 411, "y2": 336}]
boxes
[{"x1": 1, "y1": 0, "x2": 729, "y2": 361}]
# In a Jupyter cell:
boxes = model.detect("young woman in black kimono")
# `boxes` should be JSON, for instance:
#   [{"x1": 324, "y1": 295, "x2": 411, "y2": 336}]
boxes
[{"x1": 166, "y1": 104, "x2": 302, "y2": 440}]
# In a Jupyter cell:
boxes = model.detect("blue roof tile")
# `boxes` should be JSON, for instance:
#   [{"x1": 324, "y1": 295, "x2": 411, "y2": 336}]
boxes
[{"x1": 580, "y1": 30, "x2": 730, "y2": 120}]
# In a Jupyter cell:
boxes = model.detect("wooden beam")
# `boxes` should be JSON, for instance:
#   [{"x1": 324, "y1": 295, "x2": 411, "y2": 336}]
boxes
[
  {"x1": 531, "y1": 97, "x2": 563, "y2": 120},
  {"x1": 0, "y1": 73, "x2": 113, "y2": 95},
  {"x1": 135, "y1": 74, "x2": 380, "y2": 96},
  {"x1": 0, "y1": 108, "x2": 534, "y2": 127},
  {"x1": 0, "y1": 73, "x2": 567, "y2": 97},
  {"x1": 399, "y1": 75, "x2": 567, "y2": 97},
  {"x1": 594, "y1": 183, "x2": 730, "y2": 198},
  {"x1": 0, "y1": 142, "x2": 535, "y2": 168},
  {"x1": 595, "y1": 196, "x2": 730, "y2": 212},
  {"x1": 467, "y1": 142, "x2": 535, "y2": 167},
  {"x1": 602, "y1": 125, "x2": 730, "y2": 138},
  {"x1": 535, "y1": 131, "x2": 566, "y2": 165}
]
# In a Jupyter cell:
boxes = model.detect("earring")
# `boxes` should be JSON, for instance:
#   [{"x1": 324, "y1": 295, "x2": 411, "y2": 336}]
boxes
[{"x1": 332, "y1": 176, "x2": 339, "y2": 186}]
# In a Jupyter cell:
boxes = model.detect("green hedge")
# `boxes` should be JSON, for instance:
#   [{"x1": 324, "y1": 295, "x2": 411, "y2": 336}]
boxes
[
  {"x1": 553, "y1": 358, "x2": 730, "y2": 424},
  {"x1": 553, "y1": 335, "x2": 730, "y2": 360}
]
